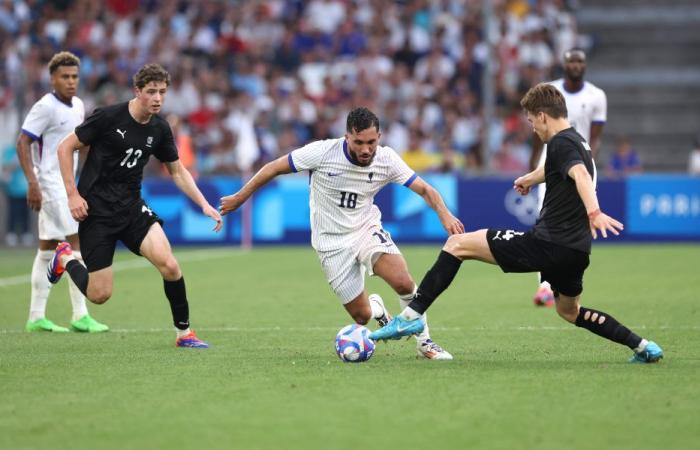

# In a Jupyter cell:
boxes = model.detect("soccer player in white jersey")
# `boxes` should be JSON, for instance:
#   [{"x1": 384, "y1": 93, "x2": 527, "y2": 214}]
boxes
[
  {"x1": 219, "y1": 108, "x2": 464, "y2": 360},
  {"x1": 529, "y1": 48, "x2": 607, "y2": 307},
  {"x1": 16, "y1": 52, "x2": 108, "y2": 333}
]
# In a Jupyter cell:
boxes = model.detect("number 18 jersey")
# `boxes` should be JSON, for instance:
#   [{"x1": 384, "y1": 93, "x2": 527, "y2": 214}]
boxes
[{"x1": 288, "y1": 138, "x2": 416, "y2": 251}]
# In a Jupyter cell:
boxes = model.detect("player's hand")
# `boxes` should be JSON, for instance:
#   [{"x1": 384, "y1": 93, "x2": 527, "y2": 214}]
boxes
[
  {"x1": 203, "y1": 204, "x2": 223, "y2": 232},
  {"x1": 441, "y1": 214, "x2": 465, "y2": 235},
  {"x1": 589, "y1": 209, "x2": 624, "y2": 239},
  {"x1": 27, "y1": 181, "x2": 42, "y2": 211},
  {"x1": 513, "y1": 175, "x2": 532, "y2": 195},
  {"x1": 68, "y1": 192, "x2": 88, "y2": 221},
  {"x1": 218, "y1": 192, "x2": 245, "y2": 216}
]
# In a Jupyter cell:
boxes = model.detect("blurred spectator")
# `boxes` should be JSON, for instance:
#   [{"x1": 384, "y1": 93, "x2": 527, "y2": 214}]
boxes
[
  {"x1": 689, "y1": 136, "x2": 700, "y2": 175},
  {"x1": 608, "y1": 136, "x2": 642, "y2": 177},
  {"x1": 0, "y1": 0, "x2": 576, "y2": 178},
  {"x1": 402, "y1": 127, "x2": 437, "y2": 172},
  {"x1": 1, "y1": 144, "x2": 31, "y2": 246}
]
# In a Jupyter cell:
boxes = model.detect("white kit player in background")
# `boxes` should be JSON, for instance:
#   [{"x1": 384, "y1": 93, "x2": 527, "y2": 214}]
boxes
[
  {"x1": 529, "y1": 48, "x2": 607, "y2": 307},
  {"x1": 219, "y1": 108, "x2": 464, "y2": 360},
  {"x1": 16, "y1": 51, "x2": 108, "y2": 333}
]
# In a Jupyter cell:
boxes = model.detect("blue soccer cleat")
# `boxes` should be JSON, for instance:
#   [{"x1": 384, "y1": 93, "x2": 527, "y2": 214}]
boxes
[
  {"x1": 369, "y1": 316, "x2": 425, "y2": 341},
  {"x1": 629, "y1": 341, "x2": 663, "y2": 363},
  {"x1": 176, "y1": 330, "x2": 209, "y2": 349}
]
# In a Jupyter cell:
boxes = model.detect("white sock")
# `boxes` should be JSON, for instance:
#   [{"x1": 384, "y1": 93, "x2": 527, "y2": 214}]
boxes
[
  {"x1": 634, "y1": 339, "x2": 649, "y2": 353},
  {"x1": 69, "y1": 251, "x2": 89, "y2": 321},
  {"x1": 538, "y1": 278, "x2": 551, "y2": 291},
  {"x1": 176, "y1": 327, "x2": 191, "y2": 338},
  {"x1": 369, "y1": 298, "x2": 385, "y2": 319},
  {"x1": 29, "y1": 250, "x2": 54, "y2": 321},
  {"x1": 399, "y1": 285, "x2": 430, "y2": 341}
]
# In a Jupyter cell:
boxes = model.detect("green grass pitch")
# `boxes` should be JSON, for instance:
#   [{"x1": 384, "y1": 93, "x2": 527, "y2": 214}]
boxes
[{"x1": 1, "y1": 244, "x2": 699, "y2": 450}]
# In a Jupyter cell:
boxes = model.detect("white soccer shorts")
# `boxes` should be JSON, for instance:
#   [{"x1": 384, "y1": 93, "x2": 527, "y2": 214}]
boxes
[
  {"x1": 38, "y1": 197, "x2": 79, "y2": 240},
  {"x1": 317, "y1": 225, "x2": 401, "y2": 304}
]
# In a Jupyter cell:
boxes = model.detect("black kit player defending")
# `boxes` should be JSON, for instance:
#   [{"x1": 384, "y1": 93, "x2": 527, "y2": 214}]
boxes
[
  {"x1": 50, "y1": 63, "x2": 222, "y2": 348},
  {"x1": 370, "y1": 83, "x2": 663, "y2": 364}
]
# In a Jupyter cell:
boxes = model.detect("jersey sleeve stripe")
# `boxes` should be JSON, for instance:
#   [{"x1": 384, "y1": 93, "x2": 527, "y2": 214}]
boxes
[
  {"x1": 288, "y1": 152, "x2": 298, "y2": 173},
  {"x1": 403, "y1": 173, "x2": 418, "y2": 187},
  {"x1": 21, "y1": 128, "x2": 40, "y2": 141},
  {"x1": 591, "y1": 120, "x2": 606, "y2": 125}
]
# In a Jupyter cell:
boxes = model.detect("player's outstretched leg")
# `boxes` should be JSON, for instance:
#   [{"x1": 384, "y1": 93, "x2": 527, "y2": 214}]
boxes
[
  {"x1": 67, "y1": 249, "x2": 108, "y2": 333},
  {"x1": 556, "y1": 294, "x2": 663, "y2": 363}
]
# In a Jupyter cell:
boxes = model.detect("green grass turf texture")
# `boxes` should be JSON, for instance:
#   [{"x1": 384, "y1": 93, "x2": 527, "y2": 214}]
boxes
[{"x1": 1, "y1": 244, "x2": 698, "y2": 450}]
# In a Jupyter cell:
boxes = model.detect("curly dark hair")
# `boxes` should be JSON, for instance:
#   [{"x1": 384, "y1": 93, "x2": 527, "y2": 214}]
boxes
[
  {"x1": 132, "y1": 64, "x2": 171, "y2": 89},
  {"x1": 346, "y1": 107, "x2": 380, "y2": 133},
  {"x1": 48, "y1": 51, "x2": 80, "y2": 74}
]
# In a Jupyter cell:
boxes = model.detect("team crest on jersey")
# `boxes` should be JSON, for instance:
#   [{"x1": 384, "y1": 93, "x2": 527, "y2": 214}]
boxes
[
  {"x1": 367, "y1": 172, "x2": 374, "y2": 183},
  {"x1": 146, "y1": 136, "x2": 153, "y2": 147}
]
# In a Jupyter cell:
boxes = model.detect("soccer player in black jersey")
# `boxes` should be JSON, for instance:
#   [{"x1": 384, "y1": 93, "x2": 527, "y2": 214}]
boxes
[
  {"x1": 371, "y1": 83, "x2": 663, "y2": 363},
  {"x1": 49, "y1": 64, "x2": 222, "y2": 348}
]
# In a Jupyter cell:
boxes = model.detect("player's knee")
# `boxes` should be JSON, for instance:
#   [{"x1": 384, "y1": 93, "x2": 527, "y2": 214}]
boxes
[
  {"x1": 89, "y1": 288, "x2": 112, "y2": 304},
  {"x1": 351, "y1": 308, "x2": 372, "y2": 325},
  {"x1": 443, "y1": 234, "x2": 468, "y2": 258},
  {"x1": 394, "y1": 278, "x2": 415, "y2": 296},
  {"x1": 160, "y1": 257, "x2": 181, "y2": 280}
]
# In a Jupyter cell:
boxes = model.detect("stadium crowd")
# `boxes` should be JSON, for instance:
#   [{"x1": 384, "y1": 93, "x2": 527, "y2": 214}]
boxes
[{"x1": 0, "y1": 0, "x2": 579, "y2": 181}]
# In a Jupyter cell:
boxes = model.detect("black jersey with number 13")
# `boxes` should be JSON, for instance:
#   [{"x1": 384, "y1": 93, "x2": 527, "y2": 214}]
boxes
[
  {"x1": 533, "y1": 127, "x2": 596, "y2": 254},
  {"x1": 75, "y1": 102, "x2": 178, "y2": 217}
]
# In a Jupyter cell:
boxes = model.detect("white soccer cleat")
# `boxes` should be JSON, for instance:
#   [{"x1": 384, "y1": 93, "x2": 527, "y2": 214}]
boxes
[
  {"x1": 417, "y1": 339, "x2": 453, "y2": 360},
  {"x1": 368, "y1": 293, "x2": 392, "y2": 327}
]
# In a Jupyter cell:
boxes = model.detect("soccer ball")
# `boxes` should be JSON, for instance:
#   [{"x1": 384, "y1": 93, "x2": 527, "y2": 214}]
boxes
[{"x1": 335, "y1": 324, "x2": 375, "y2": 363}]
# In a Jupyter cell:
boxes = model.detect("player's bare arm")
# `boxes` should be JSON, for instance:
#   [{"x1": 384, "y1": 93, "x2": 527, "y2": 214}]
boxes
[
  {"x1": 568, "y1": 163, "x2": 623, "y2": 239},
  {"x1": 57, "y1": 131, "x2": 89, "y2": 221},
  {"x1": 219, "y1": 154, "x2": 293, "y2": 215},
  {"x1": 165, "y1": 160, "x2": 222, "y2": 232},
  {"x1": 514, "y1": 165, "x2": 545, "y2": 195},
  {"x1": 408, "y1": 177, "x2": 464, "y2": 235},
  {"x1": 528, "y1": 132, "x2": 545, "y2": 171},
  {"x1": 588, "y1": 122, "x2": 605, "y2": 160},
  {"x1": 16, "y1": 133, "x2": 42, "y2": 211}
]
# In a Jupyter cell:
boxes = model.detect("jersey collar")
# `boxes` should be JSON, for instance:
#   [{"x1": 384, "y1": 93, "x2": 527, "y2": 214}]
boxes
[
  {"x1": 51, "y1": 92, "x2": 73, "y2": 107},
  {"x1": 343, "y1": 140, "x2": 363, "y2": 166}
]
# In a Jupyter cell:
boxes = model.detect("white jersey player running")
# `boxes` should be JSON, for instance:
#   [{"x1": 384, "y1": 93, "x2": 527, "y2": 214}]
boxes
[
  {"x1": 16, "y1": 52, "x2": 108, "y2": 333},
  {"x1": 220, "y1": 108, "x2": 464, "y2": 360},
  {"x1": 530, "y1": 48, "x2": 607, "y2": 306}
]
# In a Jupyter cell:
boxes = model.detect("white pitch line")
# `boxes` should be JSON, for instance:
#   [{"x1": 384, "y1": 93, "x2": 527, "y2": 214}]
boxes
[
  {"x1": 0, "y1": 325, "x2": 697, "y2": 334},
  {"x1": 0, "y1": 248, "x2": 240, "y2": 289}
]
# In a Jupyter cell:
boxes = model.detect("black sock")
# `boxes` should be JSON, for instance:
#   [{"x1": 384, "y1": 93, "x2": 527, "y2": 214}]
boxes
[
  {"x1": 408, "y1": 250, "x2": 463, "y2": 315},
  {"x1": 164, "y1": 277, "x2": 190, "y2": 330},
  {"x1": 575, "y1": 306, "x2": 643, "y2": 349},
  {"x1": 66, "y1": 259, "x2": 88, "y2": 295}
]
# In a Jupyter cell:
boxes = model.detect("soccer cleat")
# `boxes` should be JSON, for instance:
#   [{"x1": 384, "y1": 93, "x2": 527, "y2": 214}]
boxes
[
  {"x1": 176, "y1": 330, "x2": 209, "y2": 348},
  {"x1": 417, "y1": 339, "x2": 453, "y2": 360},
  {"x1": 25, "y1": 318, "x2": 70, "y2": 333},
  {"x1": 629, "y1": 341, "x2": 664, "y2": 363},
  {"x1": 47, "y1": 241, "x2": 73, "y2": 284},
  {"x1": 369, "y1": 316, "x2": 424, "y2": 341},
  {"x1": 533, "y1": 286, "x2": 555, "y2": 307},
  {"x1": 71, "y1": 315, "x2": 109, "y2": 333},
  {"x1": 368, "y1": 293, "x2": 392, "y2": 327}
]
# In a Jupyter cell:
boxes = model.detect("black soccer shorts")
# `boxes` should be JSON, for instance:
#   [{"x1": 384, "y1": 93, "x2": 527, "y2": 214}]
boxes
[
  {"x1": 486, "y1": 229, "x2": 590, "y2": 297},
  {"x1": 79, "y1": 199, "x2": 164, "y2": 272}
]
